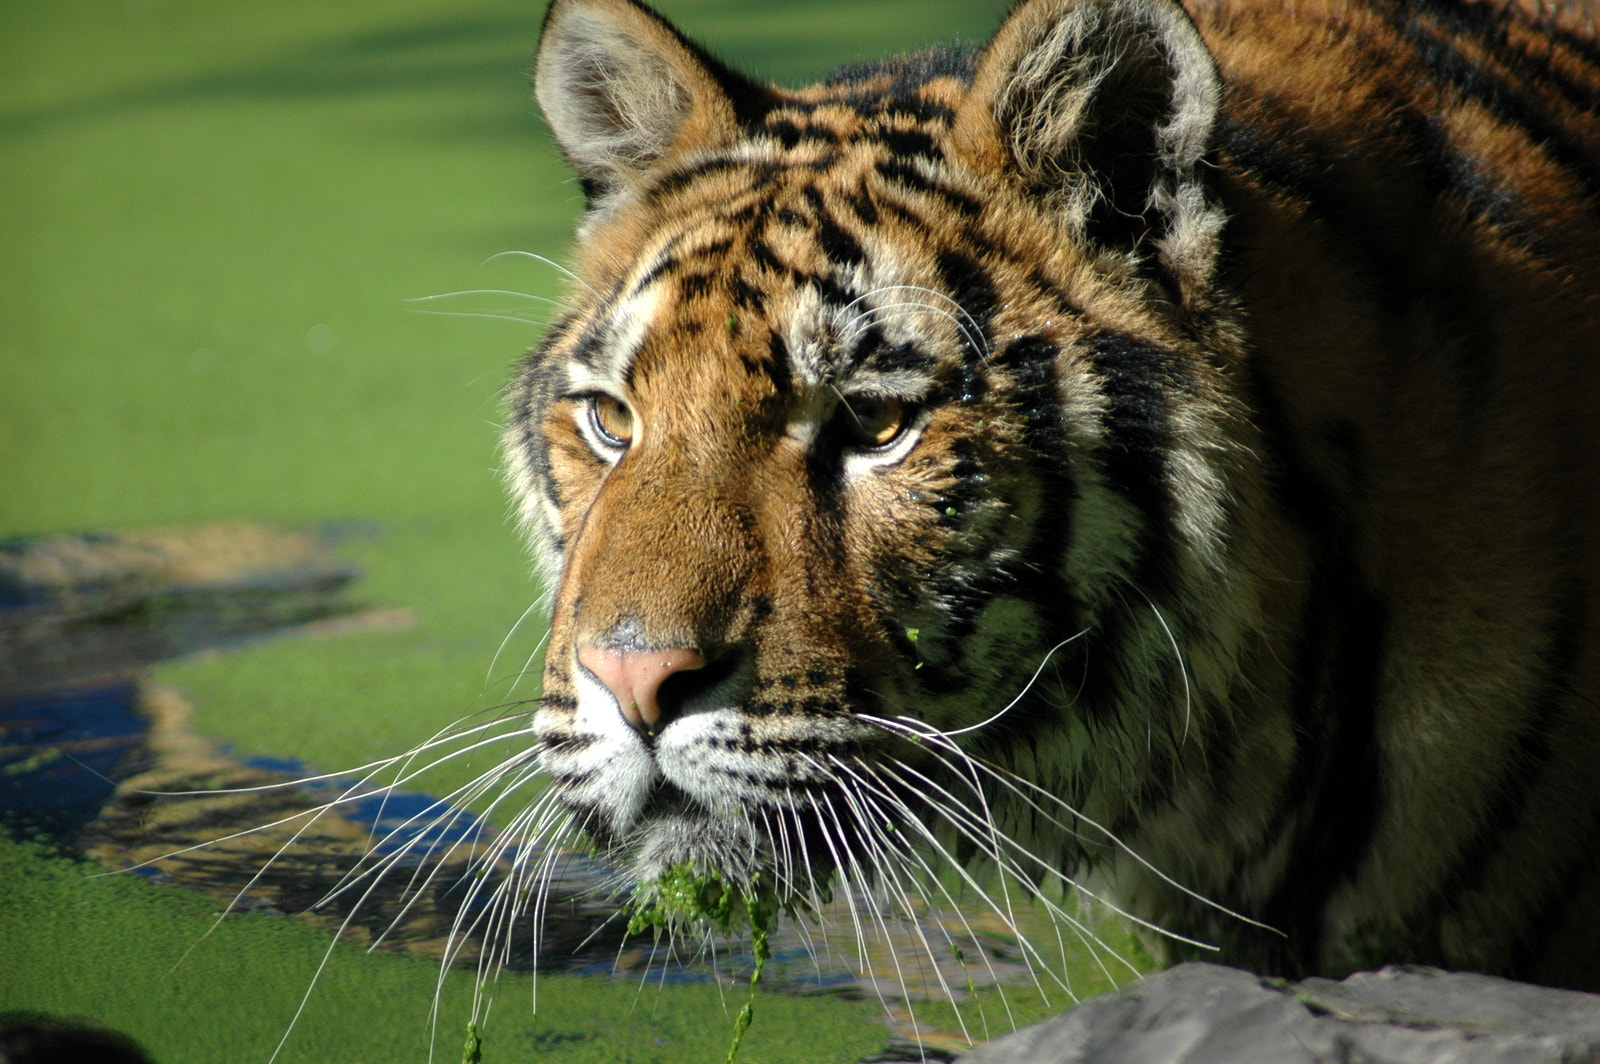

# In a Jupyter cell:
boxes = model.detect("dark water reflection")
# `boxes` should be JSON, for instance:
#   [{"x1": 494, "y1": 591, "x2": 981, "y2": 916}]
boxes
[{"x1": 0, "y1": 683, "x2": 143, "y2": 841}]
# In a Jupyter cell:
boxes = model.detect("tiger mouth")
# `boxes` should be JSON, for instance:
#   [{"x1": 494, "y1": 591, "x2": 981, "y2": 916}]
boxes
[
  {"x1": 635, "y1": 780, "x2": 697, "y2": 822},
  {"x1": 611, "y1": 780, "x2": 839, "y2": 901}
]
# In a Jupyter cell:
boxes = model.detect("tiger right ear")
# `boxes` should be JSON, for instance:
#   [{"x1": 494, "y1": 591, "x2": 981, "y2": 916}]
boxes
[
  {"x1": 952, "y1": 0, "x2": 1224, "y2": 291},
  {"x1": 535, "y1": 0, "x2": 769, "y2": 205}
]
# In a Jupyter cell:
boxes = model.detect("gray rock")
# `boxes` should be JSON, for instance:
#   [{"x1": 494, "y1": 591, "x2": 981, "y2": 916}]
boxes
[{"x1": 956, "y1": 963, "x2": 1600, "y2": 1064}]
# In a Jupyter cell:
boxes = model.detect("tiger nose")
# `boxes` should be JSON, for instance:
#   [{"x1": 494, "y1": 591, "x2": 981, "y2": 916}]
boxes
[{"x1": 577, "y1": 645, "x2": 706, "y2": 728}]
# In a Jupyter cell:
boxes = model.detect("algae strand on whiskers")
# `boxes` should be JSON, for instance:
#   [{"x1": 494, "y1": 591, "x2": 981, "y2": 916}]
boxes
[{"x1": 625, "y1": 864, "x2": 778, "y2": 1064}]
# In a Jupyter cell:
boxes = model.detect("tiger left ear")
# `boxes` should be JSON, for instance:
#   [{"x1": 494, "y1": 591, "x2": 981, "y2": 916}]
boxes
[
  {"x1": 952, "y1": 0, "x2": 1224, "y2": 289},
  {"x1": 536, "y1": 0, "x2": 771, "y2": 206}
]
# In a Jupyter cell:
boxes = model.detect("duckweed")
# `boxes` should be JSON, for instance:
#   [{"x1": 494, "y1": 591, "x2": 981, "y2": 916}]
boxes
[{"x1": 626, "y1": 865, "x2": 779, "y2": 1064}]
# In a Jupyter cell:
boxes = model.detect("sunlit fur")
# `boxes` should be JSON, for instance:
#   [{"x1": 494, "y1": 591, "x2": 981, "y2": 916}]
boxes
[{"x1": 501, "y1": 0, "x2": 1600, "y2": 993}]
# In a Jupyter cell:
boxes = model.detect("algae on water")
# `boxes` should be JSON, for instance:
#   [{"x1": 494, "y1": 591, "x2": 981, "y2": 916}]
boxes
[{"x1": 626, "y1": 865, "x2": 779, "y2": 1064}]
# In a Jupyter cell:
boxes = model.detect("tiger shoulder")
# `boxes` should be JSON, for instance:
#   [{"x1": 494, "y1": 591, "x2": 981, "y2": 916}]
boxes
[{"x1": 510, "y1": 0, "x2": 1600, "y2": 992}]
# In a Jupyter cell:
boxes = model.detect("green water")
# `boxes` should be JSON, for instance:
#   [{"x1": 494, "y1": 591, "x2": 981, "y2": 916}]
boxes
[{"x1": 0, "y1": 1, "x2": 1119, "y2": 1060}]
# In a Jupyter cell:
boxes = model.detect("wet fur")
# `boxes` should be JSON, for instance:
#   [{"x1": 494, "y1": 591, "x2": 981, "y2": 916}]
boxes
[{"x1": 508, "y1": 0, "x2": 1600, "y2": 989}]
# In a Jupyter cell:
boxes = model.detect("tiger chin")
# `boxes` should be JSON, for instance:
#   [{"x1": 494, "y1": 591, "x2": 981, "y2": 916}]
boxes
[{"x1": 504, "y1": 0, "x2": 1600, "y2": 990}]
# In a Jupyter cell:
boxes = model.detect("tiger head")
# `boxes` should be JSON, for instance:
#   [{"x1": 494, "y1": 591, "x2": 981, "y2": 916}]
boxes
[{"x1": 506, "y1": 0, "x2": 1266, "y2": 905}]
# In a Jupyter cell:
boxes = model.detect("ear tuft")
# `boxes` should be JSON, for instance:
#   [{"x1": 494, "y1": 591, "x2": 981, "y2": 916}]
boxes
[
  {"x1": 954, "y1": 0, "x2": 1224, "y2": 287},
  {"x1": 536, "y1": 0, "x2": 765, "y2": 204}
]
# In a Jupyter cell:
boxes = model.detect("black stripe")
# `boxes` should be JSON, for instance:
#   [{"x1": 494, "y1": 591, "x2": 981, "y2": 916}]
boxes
[
  {"x1": 843, "y1": 324, "x2": 885, "y2": 368},
  {"x1": 823, "y1": 46, "x2": 977, "y2": 120},
  {"x1": 765, "y1": 116, "x2": 841, "y2": 148},
  {"x1": 934, "y1": 249, "x2": 995, "y2": 366},
  {"x1": 861, "y1": 340, "x2": 936, "y2": 376},
  {"x1": 679, "y1": 272, "x2": 713, "y2": 300},
  {"x1": 731, "y1": 273, "x2": 765, "y2": 311},
  {"x1": 1364, "y1": 0, "x2": 1600, "y2": 202},
  {"x1": 881, "y1": 199, "x2": 934, "y2": 233},
  {"x1": 1220, "y1": 110, "x2": 1425, "y2": 317},
  {"x1": 565, "y1": 319, "x2": 609, "y2": 371},
  {"x1": 749, "y1": 238, "x2": 785, "y2": 275},
  {"x1": 1261, "y1": 564, "x2": 1386, "y2": 976},
  {"x1": 993, "y1": 334, "x2": 1071, "y2": 458},
  {"x1": 864, "y1": 126, "x2": 940, "y2": 160},
  {"x1": 1230, "y1": 358, "x2": 1387, "y2": 975},
  {"x1": 1428, "y1": 587, "x2": 1584, "y2": 906},
  {"x1": 804, "y1": 186, "x2": 866, "y2": 267},
  {"x1": 847, "y1": 191, "x2": 880, "y2": 225},
  {"x1": 1380, "y1": 0, "x2": 1600, "y2": 124},
  {"x1": 766, "y1": 332, "x2": 793, "y2": 395},
  {"x1": 1226, "y1": 89, "x2": 1509, "y2": 444},
  {"x1": 1087, "y1": 332, "x2": 1187, "y2": 593},
  {"x1": 800, "y1": 268, "x2": 856, "y2": 311},
  {"x1": 648, "y1": 156, "x2": 781, "y2": 203},
  {"x1": 633, "y1": 253, "x2": 678, "y2": 294},
  {"x1": 874, "y1": 158, "x2": 981, "y2": 216},
  {"x1": 1028, "y1": 269, "x2": 1088, "y2": 319},
  {"x1": 1400, "y1": 110, "x2": 1543, "y2": 254},
  {"x1": 648, "y1": 158, "x2": 748, "y2": 201}
]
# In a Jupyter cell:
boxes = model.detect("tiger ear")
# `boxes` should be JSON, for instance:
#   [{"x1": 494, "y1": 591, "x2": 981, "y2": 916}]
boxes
[
  {"x1": 536, "y1": 0, "x2": 769, "y2": 204},
  {"x1": 952, "y1": 0, "x2": 1223, "y2": 285}
]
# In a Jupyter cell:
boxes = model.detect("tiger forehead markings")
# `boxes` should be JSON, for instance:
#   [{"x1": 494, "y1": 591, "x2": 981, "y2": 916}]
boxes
[{"x1": 508, "y1": 0, "x2": 1600, "y2": 990}]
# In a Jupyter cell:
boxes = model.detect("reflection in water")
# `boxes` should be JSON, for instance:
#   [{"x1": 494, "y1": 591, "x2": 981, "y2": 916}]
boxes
[{"x1": 0, "y1": 683, "x2": 144, "y2": 840}]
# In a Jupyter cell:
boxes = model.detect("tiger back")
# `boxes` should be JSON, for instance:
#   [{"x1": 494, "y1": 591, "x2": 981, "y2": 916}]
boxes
[{"x1": 506, "y1": 0, "x2": 1600, "y2": 988}]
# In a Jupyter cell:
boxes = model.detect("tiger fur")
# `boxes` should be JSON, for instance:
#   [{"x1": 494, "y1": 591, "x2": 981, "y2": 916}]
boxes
[{"x1": 505, "y1": 0, "x2": 1600, "y2": 988}]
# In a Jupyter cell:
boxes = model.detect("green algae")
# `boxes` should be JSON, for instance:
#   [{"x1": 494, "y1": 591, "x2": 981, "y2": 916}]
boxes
[
  {"x1": 626, "y1": 865, "x2": 781, "y2": 1064},
  {"x1": 0, "y1": 837, "x2": 887, "y2": 1064}
]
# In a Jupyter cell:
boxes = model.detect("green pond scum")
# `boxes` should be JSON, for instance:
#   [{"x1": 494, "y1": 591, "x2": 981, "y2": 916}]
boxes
[
  {"x1": 0, "y1": 837, "x2": 888, "y2": 1064},
  {"x1": 626, "y1": 865, "x2": 780, "y2": 1064}
]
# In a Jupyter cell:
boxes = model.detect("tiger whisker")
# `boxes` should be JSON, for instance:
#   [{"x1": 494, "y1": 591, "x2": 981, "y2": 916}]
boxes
[
  {"x1": 407, "y1": 308, "x2": 558, "y2": 327},
  {"x1": 862, "y1": 714, "x2": 1273, "y2": 941},
  {"x1": 850, "y1": 298, "x2": 984, "y2": 359},
  {"x1": 107, "y1": 710, "x2": 517, "y2": 804},
  {"x1": 855, "y1": 732, "x2": 1164, "y2": 951},
  {"x1": 198, "y1": 722, "x2": 530, "y2": 942},
  {"x1": 430, "y1": 793, "x2": 592, "y2": 1051},
  {"x1": 504, "y1": 627, "x2": 553, "y2": 699},
  {"x1": 481, "y1": 249, "x2": 597, "y2": 296},
  {"x1": 803, "y1": 790, "x2": 877, "y2": 975},
  {"x1": 844, "y1": 284, "x2": 991, "y2": 360},
  {"x1": 806, "y1": 787, "x2": 921, "y2": 1030},
  {"x1": 825, "y1": 753, "x2": 1053, "y2": 1015},
  {"x1": 486, "y1": 597, "x2": 553, "y2": 691},
  {"x1": 358, "y1": 760, "x2": 556, "y2": 955},
  {"x1": 406, "y1": 288, "x2": 571, "y2": 306},
  {"x1": 836, "y1": 754, "x2": 1092, "y2": 994},
  {"x1": 822, "y1": 766, "x2": 986, "y2": 1041},
  {"x1": 302, "y1": 731, "x2": 543, "y2": 913},
  {"x1": 934, "y1": 631, "x2": 1089, "y2": 739},
  {"x1": 843, "y1": 753, "x2": 1129, "y2": 997}
]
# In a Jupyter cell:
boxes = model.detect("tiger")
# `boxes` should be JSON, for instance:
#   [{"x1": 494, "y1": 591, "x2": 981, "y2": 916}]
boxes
[{"x1": 504, "y1": 0, "x2": 1600, "y2": 991}]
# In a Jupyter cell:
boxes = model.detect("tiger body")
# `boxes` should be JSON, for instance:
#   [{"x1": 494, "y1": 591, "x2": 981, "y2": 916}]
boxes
[{"x1": 507, "y1": 0, "x2": 1600, "y2": 987}]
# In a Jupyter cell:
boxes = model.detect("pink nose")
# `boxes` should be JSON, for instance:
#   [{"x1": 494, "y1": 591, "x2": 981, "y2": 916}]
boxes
[{"x1": 577, "y1": 645, "x2": 706, "y2": 728}]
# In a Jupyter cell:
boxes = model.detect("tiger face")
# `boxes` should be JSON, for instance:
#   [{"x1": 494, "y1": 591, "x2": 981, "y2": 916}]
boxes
[{"x1": 507, "y1": 0, "x2": 1600, "y2": 988}]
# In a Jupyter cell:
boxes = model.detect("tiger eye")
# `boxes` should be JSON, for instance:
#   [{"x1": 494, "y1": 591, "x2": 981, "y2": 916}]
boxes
[
  {"x1": 590, "y1": 394, "x2": 635, "y2": 447},
  {"x1": 841, "y1": 396, "x2": 908, "y2": 448}
]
